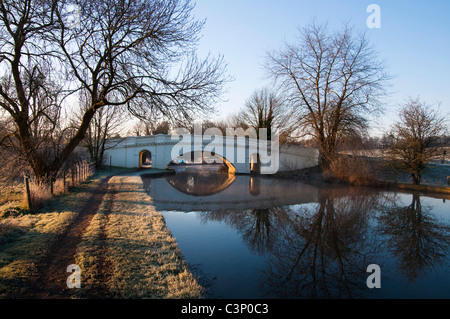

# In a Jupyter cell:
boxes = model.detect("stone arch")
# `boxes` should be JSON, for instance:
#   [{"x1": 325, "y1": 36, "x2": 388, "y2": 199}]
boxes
[
  {"x1": 214, "y1": 154, "x2": 236, "y2": 174},
  {"x1": 169, "y1": 151, "x2": 236, "y2": 174},
  {"x1": 139, "y1": 150, "x2": 152, "y2": 168},
  {"x1": 165, "y1": 171, "x2": 236, "y2": 196}
]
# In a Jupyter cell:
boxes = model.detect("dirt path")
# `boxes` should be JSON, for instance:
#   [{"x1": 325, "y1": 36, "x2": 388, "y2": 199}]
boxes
[
  {"x1": 86, "y1": 184, "x2": 117, "y2": 299},
  {"x1": 33, "y1": 175, "x2": 113, "y2": 299}
]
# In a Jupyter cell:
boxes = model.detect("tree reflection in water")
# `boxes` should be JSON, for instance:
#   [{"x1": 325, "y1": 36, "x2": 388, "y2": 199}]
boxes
[
  {"x1": 199, "y1": 208, "x2": 275, "y2": 254},
  {"x1": 148, "y1": 169, "x2": 450, "y2": 298},
  {"x1": 264, "y1": 189, "x2": 383, "y2": 298},
  {"x1": 198, "y1": 187, "x2": 383, "y2": 298},
  {"x1": 377, "y1": 193, "x2": 450, "y2": 282}
]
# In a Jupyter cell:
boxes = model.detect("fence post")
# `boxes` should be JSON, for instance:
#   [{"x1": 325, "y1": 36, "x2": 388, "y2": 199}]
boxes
[
  {"x1": 63, "y1": 170, "x2": 66, "y2": 193},
  {"x1": 24, "y1": 175, "x2": 32, "y2": 209}
]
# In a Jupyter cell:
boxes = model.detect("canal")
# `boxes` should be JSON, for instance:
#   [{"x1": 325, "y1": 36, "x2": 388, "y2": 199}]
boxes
[{"x1": 142, "y1": 165, "x2": 450, "y2": 299}]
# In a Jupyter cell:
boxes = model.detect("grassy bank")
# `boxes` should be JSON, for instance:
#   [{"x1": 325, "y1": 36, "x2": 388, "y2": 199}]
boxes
[
  {"x1": 0, "y1": 167, "x2": 202, "y2": 298},
  {"x1": 74, "y1": 170, "x2": 203, "y2": 299},
  {"x1": 280, "y1": 160, "x2": 450, "y2": 197},
  {"x1": 0, "y1": 168, "x2": 125, "y2": 297},
  {"x1": 384, "y1": 182, "x2": 450, "y2": 197}
]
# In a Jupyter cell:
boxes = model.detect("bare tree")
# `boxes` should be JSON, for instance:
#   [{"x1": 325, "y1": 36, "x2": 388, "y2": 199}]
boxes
[
  {"x1": 266, "y1": 22, "x2": 389, "y2": 168},
  {"x1": 131, "y1": 119, "x2": 153, "y2": 137},
  {"x1": 81, "y1": 94, "x2": 126, "y2": 168},
  {"x1": 385, "y1": 97, "x2": 448, "y2": 185},
  {"x1": 131, "y1": 119, "x2": 171, "y2": 136},
  {"x1": 0, "y1": 114, "x2": 29, "y2": 183},
  {"x1": 0, "y1": 0, "x2": 229, "y2": 183},
  {"x1": 227, "y1": 113, "x2": 250, "y2": 131},
  {"x1": 0, "y1": 63, "x2": 68, "y2": 180},
  {"x1": 239, "y1": 87, "x2": 295, "y2": 142},
  {"x1": 153, "y1": 121, "x2": 171, "y2": 135}
]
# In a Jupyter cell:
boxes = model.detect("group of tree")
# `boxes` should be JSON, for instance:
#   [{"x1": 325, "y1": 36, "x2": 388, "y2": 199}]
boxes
[
  {"x1": 0, "y1": 0, "x2": 447, "y2": 186},
  {"x1": 235, "y1": 22, "x2": 447, "y2": 185},
  {"x1": 0, "y1": 0, "x2": 229, "y2": 183}
]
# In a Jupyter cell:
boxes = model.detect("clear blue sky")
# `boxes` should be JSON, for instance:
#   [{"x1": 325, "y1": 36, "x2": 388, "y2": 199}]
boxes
[{"x1": 192, "y1": 0, "x2": 450, "y2": 135}]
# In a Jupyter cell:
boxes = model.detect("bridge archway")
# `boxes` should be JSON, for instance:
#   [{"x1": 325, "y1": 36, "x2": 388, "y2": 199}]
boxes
[
  {"x1": 168, "y1": 151, "x2": 236, "y2": 174},
  {"x1": 139, "y1": 150, "x2": 152, "y2": 168},
  {"x1": 211, "y1": 153, "x2": 236, "y2": 174},
  {"x1": 165, "y1": 170, "x2": 236, "y2": 196}
]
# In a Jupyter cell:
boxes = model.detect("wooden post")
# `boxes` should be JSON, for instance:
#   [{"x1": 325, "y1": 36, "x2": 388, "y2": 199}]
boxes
[
  {"x1": 63, "y1": 170, "x2": 66, "y2": 193},
  {"x1": 50, "y1": 178, "x2": 54, "y2": 195},
  {"x1": 24, "y1": 175, "x2": 32, "y2": 209}
]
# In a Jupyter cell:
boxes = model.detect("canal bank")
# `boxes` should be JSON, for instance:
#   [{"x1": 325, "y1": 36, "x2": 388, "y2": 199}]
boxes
[
  {"x1": 274, "y1": 165, "x2": 450, "y2": 198},
  {"x1": 74, "y1": 169, "x2": 203, "y2": 298},
  {"x1": 0, "y1": 167, "x2": 202, "y2": 299}
]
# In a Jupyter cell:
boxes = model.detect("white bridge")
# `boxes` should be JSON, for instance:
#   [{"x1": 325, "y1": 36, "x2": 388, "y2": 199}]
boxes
[{"x1": 104, "y1": 134, "x2": 319, "y2": 174}]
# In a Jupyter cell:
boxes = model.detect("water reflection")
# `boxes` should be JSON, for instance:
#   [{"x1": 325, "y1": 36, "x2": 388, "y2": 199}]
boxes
[
  {"x1": 143, "y1": 169, "x2": 450, "y2": 298},
  {"x1": 198, "y1": 208, "x2": 275, "y2": 255},
  {"x1": 377, "y1": 194, "x2": 450, "y2": 282},
  {"x1": 197, "y1": 188, "x2": 382, "y2": 298},
  {"x1": 143, "y1": 166, "x2": 319, "y2": 212},
  {"x1": 166, "y1": 166, "x2": 235, "y2": 196}
]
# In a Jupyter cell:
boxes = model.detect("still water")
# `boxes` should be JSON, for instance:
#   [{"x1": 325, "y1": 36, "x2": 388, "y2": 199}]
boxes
[{"x1": 142, "y1": 165, "x2": 450, "y2": 299}]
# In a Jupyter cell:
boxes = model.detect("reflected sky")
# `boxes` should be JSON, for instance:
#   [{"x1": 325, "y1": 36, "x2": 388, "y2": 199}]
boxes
[{"x1": 142, "y1": 167, "x2": 450, "y2": 299}]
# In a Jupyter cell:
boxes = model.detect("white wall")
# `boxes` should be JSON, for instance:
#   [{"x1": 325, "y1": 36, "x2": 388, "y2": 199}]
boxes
[
  {"x1": 278, "y1": 145, "x2": 320, "y2": 171},
  {"x1": 104, "y1": 135, "x2": 319, "y2": 173}
]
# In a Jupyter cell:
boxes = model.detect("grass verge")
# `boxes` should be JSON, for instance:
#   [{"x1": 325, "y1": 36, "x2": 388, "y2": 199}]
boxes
[
  {"x1": 0, "y1": 167, "x2": 133, "y2": 298},
  {"x1": 74, "y1": 171, "x2": 203, "y2": 298}
]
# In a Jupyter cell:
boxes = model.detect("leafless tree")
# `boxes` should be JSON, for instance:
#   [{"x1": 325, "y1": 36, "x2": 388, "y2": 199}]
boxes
[
  {"x1": 131, "y1": 119, "x2": 152, "y2": 137},
  {"x1": 0, "y1": 0, "x2": 229, "y2": 183},
  {"x1": 238, "y1": 87, "x2": 296, "y2": 142},
  {"x1": 227, "y1": 113, "x2": 250, "y2": 132},
  {"x1": 0, "y1": 114, "x2": 28, "y2": 184},
  {"x1": 131, "y1": 119, "x2": 171, "y2": 136},
  {"x1": 0, "y1": 63, "x2": 69, "y2": 180},
  {"x1": 153, "y1": 121, "x2": 171, "y2": 135},
  {"x1": 378, "y1": 194, "x2": 450, "y2": 281},
  {"x1": 79, "y1": 90, "x2": 126, "y2": 168},
  {"x1": 385, "y1": 97, "x2": 448, "y2": 185},
  {"x1": 266, "y1": 22, "x2": 389, "y2": 168}
]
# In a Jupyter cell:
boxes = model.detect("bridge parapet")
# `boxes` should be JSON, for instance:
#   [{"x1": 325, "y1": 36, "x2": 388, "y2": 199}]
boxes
[{"x1": 105, "y1": 134, "x2": 318, "y2": 174}]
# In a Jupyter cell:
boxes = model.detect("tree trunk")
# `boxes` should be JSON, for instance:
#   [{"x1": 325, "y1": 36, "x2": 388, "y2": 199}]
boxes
[{"x1": 412, "y1": 173, "x2": 421, "y2": 185}]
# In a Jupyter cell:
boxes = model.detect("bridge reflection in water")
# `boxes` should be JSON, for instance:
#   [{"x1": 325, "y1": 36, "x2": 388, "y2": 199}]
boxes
[
  {"x1": 141, "y1": 165, "x2": 450, "y2": 299},
  {"x1": 142, "y1": 164, "x2": 319, "y2": 212}
]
